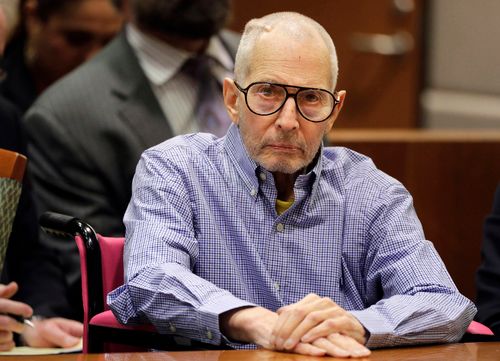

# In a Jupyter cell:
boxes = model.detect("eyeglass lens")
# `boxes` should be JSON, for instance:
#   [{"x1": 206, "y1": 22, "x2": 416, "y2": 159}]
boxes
[{"x1": 246, "y1": 83, "x2": 335, "y2": 122}]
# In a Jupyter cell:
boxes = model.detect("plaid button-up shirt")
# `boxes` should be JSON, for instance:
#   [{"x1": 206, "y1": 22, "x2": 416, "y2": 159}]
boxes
[{"x1": 109, "y1": 124, "x2": 475, "y2": 348}]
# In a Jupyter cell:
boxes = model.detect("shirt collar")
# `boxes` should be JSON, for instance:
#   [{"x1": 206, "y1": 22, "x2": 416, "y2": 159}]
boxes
[{"x1": 126, "y1": 24, "x2": 233, "y2": 86}]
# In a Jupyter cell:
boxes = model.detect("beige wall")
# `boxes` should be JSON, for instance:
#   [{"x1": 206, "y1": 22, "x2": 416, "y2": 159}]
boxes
[{"x1": 422, "y1": 0, "x2": 500, "y2": 128}]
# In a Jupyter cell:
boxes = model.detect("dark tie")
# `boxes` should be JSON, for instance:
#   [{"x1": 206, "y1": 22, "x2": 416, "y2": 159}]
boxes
[{"x1": 183, "y1": 55, "x2": 232, "y2": 137}]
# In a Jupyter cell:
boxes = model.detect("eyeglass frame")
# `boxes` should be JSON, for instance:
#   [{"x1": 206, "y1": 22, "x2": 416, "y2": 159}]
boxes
[{"x1": 233, "y1": 80, "x2": 340, "y2": 123}]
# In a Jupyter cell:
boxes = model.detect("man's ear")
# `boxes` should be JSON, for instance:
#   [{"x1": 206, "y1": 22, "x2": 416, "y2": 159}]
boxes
[
  {"x1": 223, "y1": 78, "x2": 240, "y2": 125},
  {"x1": 325, "y1": 90, "x2": 346, "y2": 132}
]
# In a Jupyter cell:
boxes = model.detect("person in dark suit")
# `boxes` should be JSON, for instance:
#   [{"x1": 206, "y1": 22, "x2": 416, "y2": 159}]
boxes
[
  {"x1": 0, "y1": 3, "x2": 82, "y2": 349},
  {"x1": 0, "y1": 99, "x2": 83, "y2": 349},
  {"x1": 23, "y1": 0, "x2": 238, "y2": 321},
  {"x1": 476, "y1": 184, "x2": 500, "y2": 336},
  {"x1": 0, "y1": 0, "x2": 123, "y2": 112}
]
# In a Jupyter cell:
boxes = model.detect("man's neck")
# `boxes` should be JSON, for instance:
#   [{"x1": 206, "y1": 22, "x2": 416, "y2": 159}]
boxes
[{"x1": 273, "y1": 171, "x2": 301, "y2": 201}]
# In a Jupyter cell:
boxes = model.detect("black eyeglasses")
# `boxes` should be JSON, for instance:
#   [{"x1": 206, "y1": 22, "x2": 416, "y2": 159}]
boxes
[{"x1": 234, "y1": 81, "x2": 339, "y2": 123}]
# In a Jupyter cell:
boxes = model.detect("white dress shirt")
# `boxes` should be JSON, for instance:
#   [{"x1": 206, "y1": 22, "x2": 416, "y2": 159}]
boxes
[{"x1": 126, "y1": 24, "x2": 234, "y2": 136}]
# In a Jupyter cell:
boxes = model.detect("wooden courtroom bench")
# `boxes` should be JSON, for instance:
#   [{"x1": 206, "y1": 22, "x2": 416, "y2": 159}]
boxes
[{"x1": 326, "y1": 129, "x2": 500, "y2": 301}]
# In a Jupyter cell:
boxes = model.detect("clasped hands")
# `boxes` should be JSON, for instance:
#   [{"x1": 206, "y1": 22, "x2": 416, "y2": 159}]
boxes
[{"x1": 222, "y1": 293, "x2": 370, "y2": 358}]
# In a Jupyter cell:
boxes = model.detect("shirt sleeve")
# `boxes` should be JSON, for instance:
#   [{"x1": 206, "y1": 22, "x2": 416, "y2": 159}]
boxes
[
  {"x1": 107, "y1": 148, "x2": 255, "y2": 345},
  {"x1": 349, "y1": 182, "x2": 477, "y2": 348}
]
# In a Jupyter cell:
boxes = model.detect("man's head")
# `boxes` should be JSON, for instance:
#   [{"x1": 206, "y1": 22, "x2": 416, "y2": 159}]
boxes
[
  {"x1": 223, "y1": 12, "x2": 346, "y2": 175},
  {"x1": 23, "y1": 0, "x2": 123, "y2": 90},
  {"x1": 130, "y1": 0, "x2": 230, "y2": 40}
]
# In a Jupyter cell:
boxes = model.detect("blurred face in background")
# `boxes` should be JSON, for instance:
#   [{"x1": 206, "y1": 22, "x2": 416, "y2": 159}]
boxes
[
  {"x1": 131, "y1": 0, "x2": 231, "y2": 40},
  {"x1": 25, "y1": 0, "x2": 123, "y2": 91},
  {"x1": 0, "y1": 8, "x2": 7, "y2": 54}
]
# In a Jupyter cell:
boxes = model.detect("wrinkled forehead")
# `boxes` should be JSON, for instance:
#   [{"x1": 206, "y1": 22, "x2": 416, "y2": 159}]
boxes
[{"x1": 248, "y1": 23, "x2": 332, "y2": 87}]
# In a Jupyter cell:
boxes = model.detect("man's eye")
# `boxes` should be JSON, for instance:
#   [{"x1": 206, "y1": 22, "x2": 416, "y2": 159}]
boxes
[
  {"x1": 304, "y1": 92, "x2": 321, "y2": 103},
  {"x1": 256, "y1": 85, "x2": 279, "y2": 97}
]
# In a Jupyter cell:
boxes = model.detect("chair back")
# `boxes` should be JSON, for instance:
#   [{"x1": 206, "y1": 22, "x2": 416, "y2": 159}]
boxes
[
  {"x1": 40, "y1": 212, "x2": 232, "y2": 353},
  {"x1": 74, "y1": 233, "x2": 124, "y2": 351},
  {"x1": 97, "y1": 235, "x2": 125, "y2": 309},
  {"x1": 0, "y1": 148, "x2": 27, "y2": 272}
]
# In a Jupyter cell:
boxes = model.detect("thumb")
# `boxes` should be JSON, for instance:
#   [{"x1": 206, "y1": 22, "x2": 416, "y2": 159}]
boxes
[{"x1": 0, "y1": 282, "x2": 18, "y2": 298}]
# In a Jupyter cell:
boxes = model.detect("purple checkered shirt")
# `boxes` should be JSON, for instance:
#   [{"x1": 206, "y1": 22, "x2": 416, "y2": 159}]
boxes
[{"x1": 108, "y1": 124, "x2": 476, "y2": 348}]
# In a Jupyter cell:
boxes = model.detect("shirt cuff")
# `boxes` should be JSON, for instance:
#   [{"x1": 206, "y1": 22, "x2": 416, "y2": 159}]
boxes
[
  {"x1": 197, "y1": 293, "x2": 256, "y2": 345},
  {"x1": 349, "y1": 308, "x2": 394, "y2": 348}
]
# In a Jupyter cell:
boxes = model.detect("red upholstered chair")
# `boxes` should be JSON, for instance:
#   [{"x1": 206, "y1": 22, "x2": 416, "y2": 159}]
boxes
[
  {"x1": 466, "y1": 321, "x2": 494, "y2": 336},
  {"x1": 39, "y1": 212, "x2": 231, "y2": 353}
]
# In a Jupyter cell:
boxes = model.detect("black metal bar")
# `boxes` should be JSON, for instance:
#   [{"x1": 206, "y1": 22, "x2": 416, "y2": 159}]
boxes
[{"x1": 39, "y1": 211, "x2": 104, "y2": 320}]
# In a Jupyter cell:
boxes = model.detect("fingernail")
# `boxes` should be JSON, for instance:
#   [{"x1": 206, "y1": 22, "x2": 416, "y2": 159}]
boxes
[
  {"x1": 353, "y1": 348, "x2": 371, "y2": 357},
  {"x1": 284, "y1": 339, "x2": 294, "y2": 349},
  {"x1": 276, "y1": 338, "x2": 285, "y2": 348}
]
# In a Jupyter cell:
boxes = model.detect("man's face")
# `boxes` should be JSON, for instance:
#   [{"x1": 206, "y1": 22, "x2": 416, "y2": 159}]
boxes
[
  {"x1": 231, "y1": 30, "x2": 343, "y2": 175},
  {"x1": 0, "y1": 8, "x2": 7, "y2": 54},
  {"x1": 27, "y1": 0, "x2": 123, "y2": 84}
]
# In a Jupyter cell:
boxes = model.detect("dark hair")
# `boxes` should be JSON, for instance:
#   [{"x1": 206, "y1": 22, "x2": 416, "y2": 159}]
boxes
[
  {"x1": 34, "y1": 0, "x2": 72, "y2": 21},
  {"x1": 132, "y1": 0, "x2": 231, "y2": 39}
]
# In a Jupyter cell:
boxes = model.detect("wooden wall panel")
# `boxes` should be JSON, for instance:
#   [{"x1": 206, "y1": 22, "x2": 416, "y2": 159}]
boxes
[{"x1": 327, "y1": 130, "x2": 500, "y2": 300}]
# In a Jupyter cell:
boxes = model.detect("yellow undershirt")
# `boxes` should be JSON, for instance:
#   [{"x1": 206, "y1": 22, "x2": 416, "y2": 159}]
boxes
[{"x1": 276, "y1": 198, "x2": 294, "y2": 215}]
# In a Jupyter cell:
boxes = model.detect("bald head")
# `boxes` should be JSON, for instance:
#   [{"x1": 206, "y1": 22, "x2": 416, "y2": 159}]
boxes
[{"x1": 234, "y1": 12, "x2": 338, "y2": 90}]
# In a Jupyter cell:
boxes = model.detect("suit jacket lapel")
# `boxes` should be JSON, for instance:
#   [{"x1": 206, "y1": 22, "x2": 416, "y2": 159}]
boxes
[{"x1": 107, "y1": 32, "x2": 173, "y2": 149}]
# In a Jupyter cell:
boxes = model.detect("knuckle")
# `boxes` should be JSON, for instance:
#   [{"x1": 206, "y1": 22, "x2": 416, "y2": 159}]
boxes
[
  {"x1": 306, "y1": 311, "x2": 322, "y2": 323},
  {"x1": 307, "y1": 293, "x2": 319, "y2": 300},
  {"x1": 292, "y1": 308, "x2": 307, "y2": 319},
  {"x1": 324, "y1": 318, "x2": 338, "y2": 329}
]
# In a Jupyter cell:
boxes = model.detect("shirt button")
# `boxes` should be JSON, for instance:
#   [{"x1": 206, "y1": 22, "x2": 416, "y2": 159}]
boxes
[
  {"x1": 169, "y1": 323, "x2": 176, "y2": 332},
  {"x1": 206, "y1": 330, "x2": 213, "y2": 340},
  {"x1": 276, "y1": 223, "x2": 284, "y2": 232},
  {"x1": 250, "y1": 189, "x2": 257, "y2": 196},
  {"x1": 259, "y1": 172, "x2": 267, "y2": 181},
  {"x1": 274, "y1": 282, "x2": 280, "y2": 291}
]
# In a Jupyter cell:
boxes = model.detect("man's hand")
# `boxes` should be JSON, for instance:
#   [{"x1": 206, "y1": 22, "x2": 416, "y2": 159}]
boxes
[
  {"x1": 220, "y1": 306, "x2": 326, "y2": 356},
  {"x1": 21, "y1": 317, "x2": 83, "y2": 348},
  {"x1": 271, "y1": 294, "x2": 370, "y2": 357},
  {"x1": 0, "y1": 282, "x2": 33, "y2": 351}
]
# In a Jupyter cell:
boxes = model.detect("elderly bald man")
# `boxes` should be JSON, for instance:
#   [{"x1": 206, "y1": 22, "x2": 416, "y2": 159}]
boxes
[{"x1": 109, "y1": 12, "x2": 475, "y2": 358}]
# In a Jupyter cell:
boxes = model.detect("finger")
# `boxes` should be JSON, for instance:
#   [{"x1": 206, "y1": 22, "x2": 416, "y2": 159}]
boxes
[
  {"x1": 54, "y1": 318, "x2": 84, "y2": 338},
  {"x1": 322, "y1": 333, "x2": 371, "y2": 358},
  {"x1": 0, "y1": 314, "x2": 26, "y2": 334},
  {"x1": 0, "y1": 339, "x2": 15, "y2": 352},
  {"x1": 301, "y1": 313, "x2": 366, "y2": 344},
  {"x1": 36, "y1": 320, "x2": 81, "y2": 348},
  {"x1": 0, "y1": 330, "x2": 13, "y2": 343},
  {"x1": 276, "y1": 293, "x2": 321, "y2": 314},
  {"x1": 0, "y1": 282, "x2": 18, "y2": 299},
  {"x1": 0, "y1": 298, "x2": 34, "y2": 319},
  {"x1": 273, "y1": 295, "x2": 337, "y2": 350},
  {"x1": 277, "y1": 298, "x2": 341, "y2": 350},
  {"x1": 292, "y1": 341, "x2": 326, "y2": 357}
]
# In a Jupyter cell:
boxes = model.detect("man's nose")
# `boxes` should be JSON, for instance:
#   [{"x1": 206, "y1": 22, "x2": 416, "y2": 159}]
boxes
[{"x1": 275, "y1": 97, "x2": 299, "y2": 131}]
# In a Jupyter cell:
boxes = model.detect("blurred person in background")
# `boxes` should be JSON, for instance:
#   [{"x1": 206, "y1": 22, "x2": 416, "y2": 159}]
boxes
[
  {"x1": 0, "y1": 0, "x2": 82, "y2": 351},
  {"x1": 23, "y1": 0, "x2": 238, "y2": 327},
  {"x1": 0, "y1": 0, "x2": 123, "y2": 112},
  {"x1": 476, "y1": 184, "x2": 500, "y2": 337}
]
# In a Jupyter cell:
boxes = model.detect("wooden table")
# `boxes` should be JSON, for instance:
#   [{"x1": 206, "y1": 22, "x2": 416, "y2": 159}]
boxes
[{"x1": 3, "y1": 343, "x2": 500, "y2": 361}]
